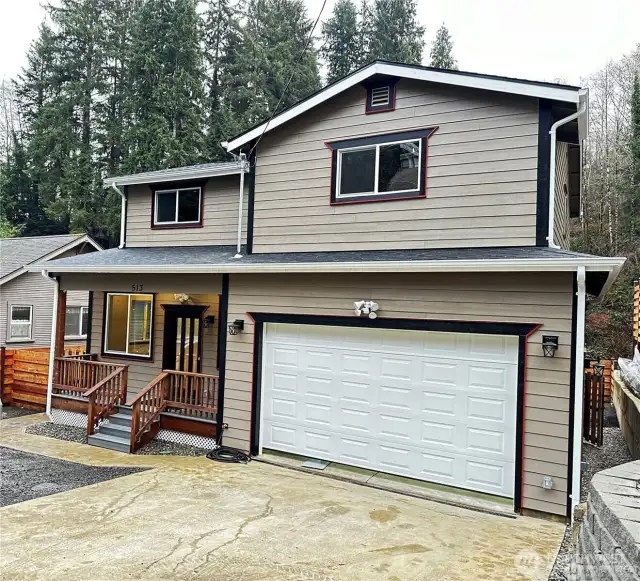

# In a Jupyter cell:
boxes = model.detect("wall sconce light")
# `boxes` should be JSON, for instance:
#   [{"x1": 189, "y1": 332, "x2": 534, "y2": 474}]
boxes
[
  {"x1": 203, "y1": 315, "x2": 216, "y2": 329},
  {"x1": 542, "y1": 335, "x2": 559, "y2": 358},
  {"x1": 228, "y1": 319, "x2": 244, "y2": 335},
  {"x1": 592, "y1": 363, "x2": 605, "y2": 377},
  {"x1": 354, "y1": 300, "x2": 379, "y2": 319}
]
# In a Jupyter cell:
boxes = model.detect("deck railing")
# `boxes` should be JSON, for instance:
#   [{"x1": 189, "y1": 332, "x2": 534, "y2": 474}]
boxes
[
  {"x1": 52, "y1": 357, "x2": 125, "y2": 398},
  {"x1": 85, "y1": 366, "x2": 128, "y2": 435},
  {"x1": 128, "y1": 370, "x2": 219, "y2": 452}
]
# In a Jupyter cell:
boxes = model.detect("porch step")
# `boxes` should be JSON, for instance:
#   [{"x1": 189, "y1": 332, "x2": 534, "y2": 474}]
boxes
[
  {"x1": 87, "y1": 432, "x2": 130, "y2": 453},
  {"x1": 116, "y1": 405, "x2": 133, "y2": 417},
  {"x1": 99, "y1": 422, "x2": 132, "y2": 439},
  {"x1": 109, "y1": 413, "x2": 133, "y2": 427}
]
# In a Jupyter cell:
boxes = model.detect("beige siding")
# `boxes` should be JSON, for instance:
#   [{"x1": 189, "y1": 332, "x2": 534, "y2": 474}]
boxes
[
  {"x1": 90, "y1": 292, "x2": 220, "y2": 395},
  {"x1": 224, "y1": 271, "x2": 574, "y2": 517},
  {"x1": 554, "y1": 142, "x2": 571, "y2": 249},
  {"x1": 125, "y1": 175, "x2": 248, "y2": 248},
  {"x1": 252, "y1": 79, "x2": 540, "y2": 252}
]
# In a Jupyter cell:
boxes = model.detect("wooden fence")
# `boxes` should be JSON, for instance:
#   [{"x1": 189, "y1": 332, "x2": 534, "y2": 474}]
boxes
[
  {"x1": 586, "y1": 359, "x2": 614, "y2": 403},
  {"x1": 0, "y1": 346, "x2": 85, "y2": 410},
  {"x1": 583, "y1": 364, "x2": 606, "y2": 446}
]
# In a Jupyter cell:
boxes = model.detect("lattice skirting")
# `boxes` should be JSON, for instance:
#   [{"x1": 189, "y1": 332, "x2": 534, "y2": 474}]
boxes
[
  {"x1": 155, "y1": 429, "x2": 217, "y2": 450},
  {"x1": 50, "y1": 409, "x2": 88, "y2": 428}
]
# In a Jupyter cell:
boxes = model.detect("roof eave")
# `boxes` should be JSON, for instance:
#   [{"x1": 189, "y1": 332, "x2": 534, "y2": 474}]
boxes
[
  {"x1": 226, "y1": 61, "x2": 584, "y2": 152},
  {"x1": 109, "y1": 166, "x2": 246, "y2": 187}
]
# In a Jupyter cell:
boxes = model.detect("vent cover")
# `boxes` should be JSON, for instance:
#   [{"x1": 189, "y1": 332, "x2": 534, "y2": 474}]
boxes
[{"x1": 371, "y1": 86, "x2": 391, "y2": 107}]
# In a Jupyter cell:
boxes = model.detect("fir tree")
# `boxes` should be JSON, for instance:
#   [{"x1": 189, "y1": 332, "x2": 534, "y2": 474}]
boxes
[
  {"x1": 430, "y1": 23, "x2": 457, "y2": 70},
  {"x1": 232, "y1": 0, "x2": 321, "y2": 128},
  {"x1": 124, "y1": 0, "x2": 205, "y2": 172},
  {"x1": 367, "y1": 0, "x2": 424, "y2": 64},
  {"x1": 321, "y1": 0, "x2": 361, "y2": 84},
  {"x1": 626, "y1": 74, "x2": 640, "y2": 237},
  {"x1": 203, "y1": 0, "x2": 243, "y2": 159}
]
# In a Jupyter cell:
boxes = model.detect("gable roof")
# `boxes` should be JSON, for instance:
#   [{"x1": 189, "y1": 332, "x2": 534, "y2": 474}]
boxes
[
  {"x1": 226, "y1": 60, "x2": 588, "y2": 152},
  {"x1": 0, "y1": 233, "x2": 102, "y2": 286}
]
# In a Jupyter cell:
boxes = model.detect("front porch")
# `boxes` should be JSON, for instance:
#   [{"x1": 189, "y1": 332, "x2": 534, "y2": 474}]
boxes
[
  {"x1": 52, "y1": 356, "x2": 219, "y2": 452},
  {"x1": 48, "y1": 274, "x2": 224, "y2": 453}
]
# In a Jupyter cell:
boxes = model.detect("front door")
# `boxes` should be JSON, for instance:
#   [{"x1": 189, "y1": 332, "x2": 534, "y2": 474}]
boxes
[{"x1": 162, "y1": 305, "x2": 208, "y2": 373}]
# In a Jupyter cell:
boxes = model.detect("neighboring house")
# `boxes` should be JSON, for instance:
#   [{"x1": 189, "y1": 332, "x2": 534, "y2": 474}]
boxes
[
  {"x1": 0, "y1": 234, "x2": 101, "y2": 348},
  {"x1": 29, "y1": 61, "x2": 626, "y2": 522}
]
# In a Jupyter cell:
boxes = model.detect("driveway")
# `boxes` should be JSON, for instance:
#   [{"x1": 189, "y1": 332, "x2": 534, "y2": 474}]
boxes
[{"x1": 0, "y1": 415, "x2": 565, "y2": 581}]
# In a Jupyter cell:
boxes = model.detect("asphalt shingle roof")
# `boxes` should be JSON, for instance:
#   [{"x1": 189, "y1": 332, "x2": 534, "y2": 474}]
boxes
[{"x1": 0, "y1": 234, "x2": 84, "y2": 279}]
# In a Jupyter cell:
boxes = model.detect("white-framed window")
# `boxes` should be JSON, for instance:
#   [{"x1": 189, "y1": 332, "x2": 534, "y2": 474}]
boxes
[
  {"x1": 104, "y1": 293, "x2": 154, "y2": 358},
  {"x1": 64, "y1": 306, "x2": 89, "y2": 339},
  {"x1": 335, "y1": 137, "x2": 422, "y2": 201},
  {"x1": 153, "y1": 187, "x2": 202, "y2": 226},
  {"x1": 8, "y1": 305, "x2": 33, "y2": 341}
]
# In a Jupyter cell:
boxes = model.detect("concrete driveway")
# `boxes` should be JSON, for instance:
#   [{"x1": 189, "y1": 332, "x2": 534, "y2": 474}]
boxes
[{"x1": 0, "y1": 415, "x2": 565, "y2": 581}]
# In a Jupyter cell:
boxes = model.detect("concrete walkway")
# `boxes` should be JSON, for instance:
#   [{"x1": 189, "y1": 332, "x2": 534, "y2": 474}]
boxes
[{"x1": 0, "y1": 415, "x2": 565, "y2": 581}]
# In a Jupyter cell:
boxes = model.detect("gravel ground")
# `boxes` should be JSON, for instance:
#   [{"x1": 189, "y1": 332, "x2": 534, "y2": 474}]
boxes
[
  {"x1": 1, "y1": 406, "x2": 39, "y2": 421},
  {"x1": 24, "y1": 421, "x2": 211, "y2": 456},
  {"x1": 547, "y1": 404, "x2": 632, "y2": 580},
  {"x1": 0, "y1": 446, "x2": 146, "y2": 507}
]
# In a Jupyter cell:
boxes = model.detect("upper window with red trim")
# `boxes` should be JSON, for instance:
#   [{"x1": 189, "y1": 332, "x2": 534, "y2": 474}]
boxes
[
  {"x1": 327, "y1": 129, "x2": 435, "y2": 204},
  {"x1": 152, "y1": 185, "x2": 202, "y2": 228}
]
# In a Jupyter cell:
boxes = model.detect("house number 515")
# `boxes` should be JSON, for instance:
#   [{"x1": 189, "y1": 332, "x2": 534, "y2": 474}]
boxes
[{"x1": 131, "y1": 284, "x2": 144, "y2": 292}]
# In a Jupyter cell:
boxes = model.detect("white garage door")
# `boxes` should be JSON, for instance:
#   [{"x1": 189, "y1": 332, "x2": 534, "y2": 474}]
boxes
[{"x1": 261, "y1": 324, "x2": 519, "y2": 498}]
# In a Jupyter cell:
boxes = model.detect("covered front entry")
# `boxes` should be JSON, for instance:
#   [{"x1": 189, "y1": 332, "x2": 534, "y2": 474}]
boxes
[{"x1": 260, "y1": 323, "x2": 519, "y2": 499}]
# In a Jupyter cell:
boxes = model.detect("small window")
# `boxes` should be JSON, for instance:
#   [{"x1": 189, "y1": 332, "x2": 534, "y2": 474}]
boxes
[
  {"x1": 104, "y1": 293, "x2": 154, "y2": 358},
  {"x1": 153, "y1": 187, "x2": 201, "y2": 226},
  {"x1": 65, "y1": 306, "x2": 89, "y2": 339},
  {"x1": 9, "y1": 305, "x2": 33, "y2": 341},
  {"x1": 327, "y1": 129, "x2": 434, "y2": 204}
]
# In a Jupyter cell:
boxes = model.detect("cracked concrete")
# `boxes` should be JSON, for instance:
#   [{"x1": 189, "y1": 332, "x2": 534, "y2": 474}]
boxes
[{"x1": 0, "y1": 414, "x2": 566, "y2": 581}]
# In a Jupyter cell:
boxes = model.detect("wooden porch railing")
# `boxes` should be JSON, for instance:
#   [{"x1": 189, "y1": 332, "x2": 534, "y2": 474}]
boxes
[
  {"x1": 53, "y1": 357, "x2": 125, "y2": 397},
  {"x1": 85, "y1": 366, "x2": 128, "y2": 435},
  {"x1": 128, "y1": 370, "x2": 218, "y2": 452}
]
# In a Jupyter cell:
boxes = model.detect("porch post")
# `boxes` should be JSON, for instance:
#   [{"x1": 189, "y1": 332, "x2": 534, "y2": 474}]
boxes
[
  {"x1": 45, "y1": 274, "x2": 60, "y2": 417},
  {"x1": 54, "y1": 289, "x2": 67, "y2": 358}
]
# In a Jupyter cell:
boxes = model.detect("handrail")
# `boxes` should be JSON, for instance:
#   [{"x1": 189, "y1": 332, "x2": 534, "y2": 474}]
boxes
[
  {"x1": 53, "y1": 357, "x2": 126, "y2": 398},
  {"x1": 85, "y1": 365, "x2": 128, "y2": 435},
  {"x1": 163, "y1": 369, "x2": 218, "y2": 420},
  {"x1": 128, "y1": 373, "x2": 169, "y2": 452}
]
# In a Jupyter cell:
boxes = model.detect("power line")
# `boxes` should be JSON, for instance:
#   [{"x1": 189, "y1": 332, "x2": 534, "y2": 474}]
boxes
[{"x1": 247, "y1": 0, "x2": 328, "y2": 160}]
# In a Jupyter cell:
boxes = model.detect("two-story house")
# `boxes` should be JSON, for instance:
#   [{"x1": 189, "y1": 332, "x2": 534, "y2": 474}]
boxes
[{"x1": 30, "y1": 61, "x2": 626, "y2": 521}]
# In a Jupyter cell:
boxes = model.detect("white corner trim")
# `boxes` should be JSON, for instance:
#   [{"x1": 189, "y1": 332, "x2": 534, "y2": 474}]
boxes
[
  {"x1": 227, "y1": 62, "x2": 583, "y2": 151},
  {"x1": 571, "y1": 266, "x2": 586, "y2": 521}
]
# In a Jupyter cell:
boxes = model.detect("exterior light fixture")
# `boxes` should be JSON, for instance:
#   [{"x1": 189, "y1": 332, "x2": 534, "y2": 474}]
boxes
[
  {"x1": 203, "y1": 315, "x2": 216, "y2": 328},
  {"x1": 354, "y1": 300, "x2": 379, "y2": 319},
  {"x1": 541, "y1": 335, "x2": 559, "y2": 358},
  {"x1": 228, "y1": 319, "x2": 244, "y2": 335},
  {"x1": 592, "y1": 363, "x2": 605, "y2": 377}
]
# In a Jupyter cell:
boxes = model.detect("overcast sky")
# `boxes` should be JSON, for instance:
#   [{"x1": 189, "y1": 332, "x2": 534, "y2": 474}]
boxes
[{"x1": 1, "y1": 0, "x2": 638, "y2": 85}]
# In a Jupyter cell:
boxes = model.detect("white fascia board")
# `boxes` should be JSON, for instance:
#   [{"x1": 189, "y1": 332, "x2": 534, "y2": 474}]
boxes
[
  {"x1": 0, "y1": 267, "x2": 27, "y2": 287},
  {"x1": 226, "y1": 62, "x2": 582, "y2": 151},
  {"x1": 30, "y1": 256, "x2": 627, "y2": 276},
  {"x1": 110, "y1": 166, "x2": 245, "y2": 187}
]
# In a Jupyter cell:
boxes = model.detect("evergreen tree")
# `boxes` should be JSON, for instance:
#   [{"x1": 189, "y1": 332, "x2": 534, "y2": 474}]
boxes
[
  {"x1": 430, "y1": 23, "x2": 457, "y2": 70},
  {"x1": 203, "y1": 0, "x2": 243, "y2": 159},
  {"x1": 321, "y1": 0, "x2": 361, "y2": 84},
  {"x1": 625, "y1": 74, "x2": 640, "y2": 237},
  {"x1": 124, "y1": 0, "x2": 205, "y2": 172},
  {"x1": 366, "y1": 0, "x2": 424, "y2": 64},
  {"x1": 232, "y1": 0, "x2": 321, "y2": 128}
]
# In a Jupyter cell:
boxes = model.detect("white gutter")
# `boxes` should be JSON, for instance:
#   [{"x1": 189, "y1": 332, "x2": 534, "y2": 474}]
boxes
[
  {"x1": 234, "y1": 153, "x2": 248, "y2": 258},
  {"x1": 111, "y1": 182, "x2": 126, "y2": 249},
  {"x1": 42, "y1": 269, "x2": 58, "y2": 418},
  {"x1": 570, "y1": 266, "x2": 586, "y2": 520},
  {"x1": 548, "y1": 100, "x2": 587, "y2": 248},
  {"x1": 26, "y1": 256, "x2": 626, "y2": 276}
]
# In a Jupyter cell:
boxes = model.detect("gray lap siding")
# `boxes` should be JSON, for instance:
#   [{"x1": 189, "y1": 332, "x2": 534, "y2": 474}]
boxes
[{"x1": 223, "y1": 271, "x2": 575, "y2": 517}]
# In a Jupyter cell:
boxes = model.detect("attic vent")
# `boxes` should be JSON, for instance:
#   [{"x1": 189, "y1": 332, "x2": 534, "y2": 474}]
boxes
[{"x1": 371, "y1": 86, "x2": 390, "y2": 107}]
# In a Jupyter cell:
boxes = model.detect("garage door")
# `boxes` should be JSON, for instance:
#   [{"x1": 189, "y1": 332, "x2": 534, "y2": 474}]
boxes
[{"x1": 261, "y1": 324, "x2": 519, "y2": 498}]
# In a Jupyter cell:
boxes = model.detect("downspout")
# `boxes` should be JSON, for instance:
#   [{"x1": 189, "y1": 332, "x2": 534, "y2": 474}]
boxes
[
  {"x1": 570, "y1": 266, "x2": 586, "y2": 519},
  {"x1": 548, "y1": 102, "x2": 586, "y2": 248},
  {"x1": 234, "y1": 153, "x2": 248, "y2": 259},
  {"x1": 42, "y1": 269, "x2": 59, "y2": 418},
  {"x1": 111, "y1": 182, "x2": 126, "y2": 249}
]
